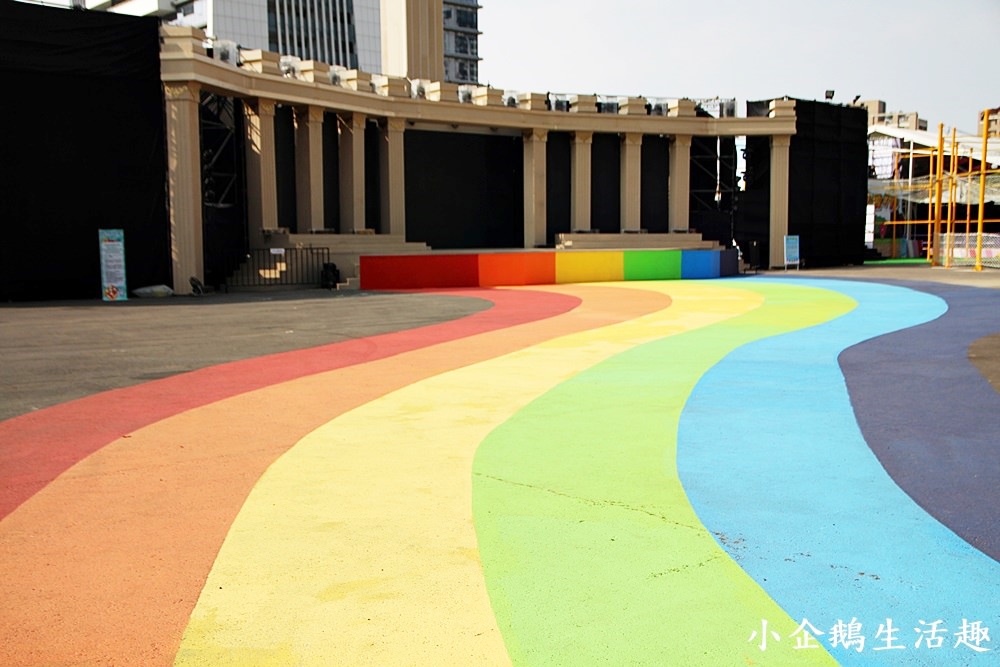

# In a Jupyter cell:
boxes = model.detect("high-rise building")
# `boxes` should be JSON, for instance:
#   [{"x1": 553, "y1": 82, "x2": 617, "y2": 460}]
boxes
[
  {"x1": 376, "y1": 0, "x2": 477, "y2": 83},
  {"x1": 95, "y1": 0, "x2": 380, "y2": 72},
  {"x1": 43, "y1": 0, "x2": 478, "y2": 83},
  {"x1": 442, "y1": 0, "x2": 480, "y2": 84}
]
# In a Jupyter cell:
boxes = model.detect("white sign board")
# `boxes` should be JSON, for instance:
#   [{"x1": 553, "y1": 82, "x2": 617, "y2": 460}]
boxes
[{"x1": 865, "y1": 204, "x2": 876, "y2": 249}]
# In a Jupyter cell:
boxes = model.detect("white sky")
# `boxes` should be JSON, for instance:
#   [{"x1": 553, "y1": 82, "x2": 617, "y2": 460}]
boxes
[{"x1": 478, "y1": 0, "x2": 1000, "y2": 134}]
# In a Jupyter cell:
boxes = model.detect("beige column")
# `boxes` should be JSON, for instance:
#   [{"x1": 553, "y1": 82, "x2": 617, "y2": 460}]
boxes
[
  {"x1": 380, "y1": 117, "x2": 407, "y2": 236},
  {"x1": 571, "y1": 131, "x2": 593, "y2": 231},
  {"x1": 244, "y1": 98, "x2": 279, "y2": 239},
  {"x1": 669, "y1": 134, "x2": 692, "y2": 231},
  {"x1": 620, "y1": 132, "x2": 643, "y2": 232},
  {"x1": 522, "y1": 128, "x2": 548, "y2": 248},
  {"x1": 164, "y1": 81, "x2": 203, "y2": 295},
  {"x1": 294, "y1": 106, "x2": 325, "y2": 233},
  {"x1": 339, "y1": 113, "x2": 367, "y2": 233},
  {"x1": 769, "y1": 135, "x2": 792, "y2": 267}
]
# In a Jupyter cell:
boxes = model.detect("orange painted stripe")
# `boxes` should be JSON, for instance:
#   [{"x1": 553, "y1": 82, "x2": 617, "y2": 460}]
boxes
[{"x1": 0, "y1": 285, "x2": 670, "y2": 666}]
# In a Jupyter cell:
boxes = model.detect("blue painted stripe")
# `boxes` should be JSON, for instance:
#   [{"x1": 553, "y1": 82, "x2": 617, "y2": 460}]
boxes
[{"x1": 678, "y1": 278, "x2": 1000, "y2": 666}]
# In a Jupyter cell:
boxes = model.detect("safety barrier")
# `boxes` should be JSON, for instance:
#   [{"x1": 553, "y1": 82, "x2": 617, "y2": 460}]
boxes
[
  {"x1": 937, "y1": 233, "x2": 1000, "y2": 270},
  {"x1": 224, "y1": 247, "x2": 332, "y2": 288}
]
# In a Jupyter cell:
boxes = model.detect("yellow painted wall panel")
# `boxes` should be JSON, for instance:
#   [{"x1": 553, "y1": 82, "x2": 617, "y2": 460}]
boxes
[{"x1": 555, "y1": 252, "x2": 624, "y2": 284}]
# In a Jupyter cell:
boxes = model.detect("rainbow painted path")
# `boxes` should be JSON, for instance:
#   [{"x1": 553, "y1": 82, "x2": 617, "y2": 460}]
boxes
[{"x1": 1, "y1": 277, "x2": 997, "y2": 665}]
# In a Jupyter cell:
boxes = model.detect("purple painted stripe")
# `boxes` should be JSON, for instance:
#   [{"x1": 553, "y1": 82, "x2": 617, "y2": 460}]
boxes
[{"x1": 839, "y1": 280, "x2": 1000, "y2": 562}]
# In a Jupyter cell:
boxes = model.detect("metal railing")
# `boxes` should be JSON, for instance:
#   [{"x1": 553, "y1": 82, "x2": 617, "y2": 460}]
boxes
[
  {"x1": 936, "y1": 233, "x2": 1000, "y2": 270},
  {"x1": 223, "y1": 247, "x2": 332, "y2": 288}
]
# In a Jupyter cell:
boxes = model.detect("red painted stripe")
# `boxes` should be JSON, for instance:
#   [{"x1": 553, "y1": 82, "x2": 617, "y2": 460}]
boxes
[{"x1": 0, "y1": 288, "x2": 580, "y2": 518}]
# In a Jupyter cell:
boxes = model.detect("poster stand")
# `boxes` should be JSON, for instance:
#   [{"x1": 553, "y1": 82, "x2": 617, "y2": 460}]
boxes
[
  {"x1": 99, "y1": 229, "x2": 127, "y2": 301},
  {"x1": 784, "y1": 235, "x2": 800, "y2": 271}
]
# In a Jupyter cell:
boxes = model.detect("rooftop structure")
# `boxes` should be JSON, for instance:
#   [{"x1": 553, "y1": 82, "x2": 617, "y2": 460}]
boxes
[{"x1": 853, "y1": 99, "x2": 928, "y2": 131}]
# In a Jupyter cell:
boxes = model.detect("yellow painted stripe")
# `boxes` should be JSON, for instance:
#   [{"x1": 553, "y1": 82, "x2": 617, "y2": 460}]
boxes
[{"x1": 175, "y1": 282, "x2": 763, "y2": 666}]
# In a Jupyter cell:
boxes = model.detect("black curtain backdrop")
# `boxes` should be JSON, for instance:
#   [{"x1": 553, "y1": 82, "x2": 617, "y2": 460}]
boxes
[
  {"x1": 640, "y1": 135, "x2": 669, "y2": 233},
  {"x1": 0, "y1": 1, "x2": 168, "y2": 300},
  {"x1": 590, "y1": 133, "x2": 620, "y2": 233},
  {"x1": 545, "y1": 131, "x2": 571, "y2": 244},
  {"x1": 738, "y1": 98, "x2": 867, "y2": 267},
  {"x1": 404, "y1": 130, "x2": 522, "y2": 249}
]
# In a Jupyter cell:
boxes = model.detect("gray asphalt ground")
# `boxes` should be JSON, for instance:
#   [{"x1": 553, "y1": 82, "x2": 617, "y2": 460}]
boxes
[
  {"x1": 0, "y1": 290, "x2": 491, "y2": 422},
  {"x1": 2, "y1": 264, "x2": 997, "y2": 423}
]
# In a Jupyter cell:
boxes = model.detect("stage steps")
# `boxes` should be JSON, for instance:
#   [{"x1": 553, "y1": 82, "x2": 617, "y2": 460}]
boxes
[{"x1": 556, "y1": 232, "x2": 721, "y2": 251}]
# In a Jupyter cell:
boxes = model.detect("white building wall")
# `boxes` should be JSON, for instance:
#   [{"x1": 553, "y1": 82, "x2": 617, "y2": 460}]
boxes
[{"x1": 171, "y1": 0, "x2": 210, "y2": 30}]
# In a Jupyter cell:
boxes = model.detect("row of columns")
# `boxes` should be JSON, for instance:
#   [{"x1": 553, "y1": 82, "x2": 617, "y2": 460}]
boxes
[
  {"x1": 164, "y1": 81, "x2": 792, "y2": 293},
  {"x1": 525, "y1": 130, "x2": 693, "y2": 246}
]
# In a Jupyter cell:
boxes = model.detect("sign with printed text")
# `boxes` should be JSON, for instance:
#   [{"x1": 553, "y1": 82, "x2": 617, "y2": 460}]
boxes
[
  {"x1": 784, "y1": 235, "x2": 800, "y2": 269},
  {"x1": 865, "y1": 204, "x2": 876, "y2": 249},
  {"x1": 99, "y1": 229, "x2": 127, "y2": 301}
]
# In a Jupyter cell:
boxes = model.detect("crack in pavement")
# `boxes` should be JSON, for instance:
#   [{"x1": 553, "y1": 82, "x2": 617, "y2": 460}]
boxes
[{"x1": 475, "y1": 472, "x2": 704, "y2": 533}]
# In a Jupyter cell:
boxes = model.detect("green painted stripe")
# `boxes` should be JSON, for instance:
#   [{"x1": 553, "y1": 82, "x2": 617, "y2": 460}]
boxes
[{"x1": 472, "y1": 282, "x2": 854, "y2": 666}]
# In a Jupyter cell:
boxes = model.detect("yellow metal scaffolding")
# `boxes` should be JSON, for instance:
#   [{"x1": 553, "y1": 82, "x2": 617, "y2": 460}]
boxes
[{"x1": 868, "y1": 108, "x2": 1000, "y2": 268}]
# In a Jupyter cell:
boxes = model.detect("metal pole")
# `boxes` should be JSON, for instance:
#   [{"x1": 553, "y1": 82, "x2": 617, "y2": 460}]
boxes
[
  {"x1": 966, "y1": 151, "x2": 973, "y2": 258},
  {"x1": 945, "y1": 127, "x2": 958, "y2": 267},
  {"x1": 892, "y1": 198, "x2": 897, "y2": 258},
  {"x1": 927, "y1": 149, "x2": 935, "y2": 261},
  {"x1": 975, "y1": 109, "x2": 990, "y2": 271},
  {"x1": 932, "y1": 123, "x2": 945, "y2": 266},
  {"x1": 907, "y1": 140, "x2": 915, "y2": 251}
]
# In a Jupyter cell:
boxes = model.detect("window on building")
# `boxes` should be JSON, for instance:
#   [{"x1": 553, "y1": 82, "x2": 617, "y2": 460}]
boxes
[{"x1": 456, "y1": 9, "x2": 476, "y2": 29}]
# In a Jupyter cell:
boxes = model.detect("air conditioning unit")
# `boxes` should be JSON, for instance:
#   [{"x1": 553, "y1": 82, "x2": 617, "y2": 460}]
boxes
[
  {"x1": 279, "y1": 55, "x2": 301, "y2": 78},
  {"x1": 328, "y1": 65, "x2": 346, "y2": 86},
  {"x1": 212, "y1": 40, "x2": 240, "y2": 66}
]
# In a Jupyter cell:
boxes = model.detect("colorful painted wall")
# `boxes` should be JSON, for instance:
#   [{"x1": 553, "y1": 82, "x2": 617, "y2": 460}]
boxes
[{"x1": 360, "y1": 248, "x2": 739, "y2": 290}]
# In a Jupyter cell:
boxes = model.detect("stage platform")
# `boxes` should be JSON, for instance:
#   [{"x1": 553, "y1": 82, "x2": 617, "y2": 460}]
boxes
[{"x1": 359, "y1": 247, "x2": 740, "y2": 290}]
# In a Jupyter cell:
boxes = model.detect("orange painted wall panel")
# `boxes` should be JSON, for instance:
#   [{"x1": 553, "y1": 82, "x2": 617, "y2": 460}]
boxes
[{"x1": 478, "y1": 253, "x2": 556, "y2": 287}]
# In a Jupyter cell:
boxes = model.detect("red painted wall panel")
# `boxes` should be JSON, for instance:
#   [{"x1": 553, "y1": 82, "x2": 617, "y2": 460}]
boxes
[{"x1": 360, "y1": 255, "x2": 480, "y2": 289}]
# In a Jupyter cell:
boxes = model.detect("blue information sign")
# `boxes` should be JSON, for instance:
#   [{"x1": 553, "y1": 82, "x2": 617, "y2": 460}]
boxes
[
  {"x1": 99, "y1": 229, "x2": 127, "y2": 301},
  {"x1": 784, "y1": 235, "x2": 800, "y2": 269}
]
